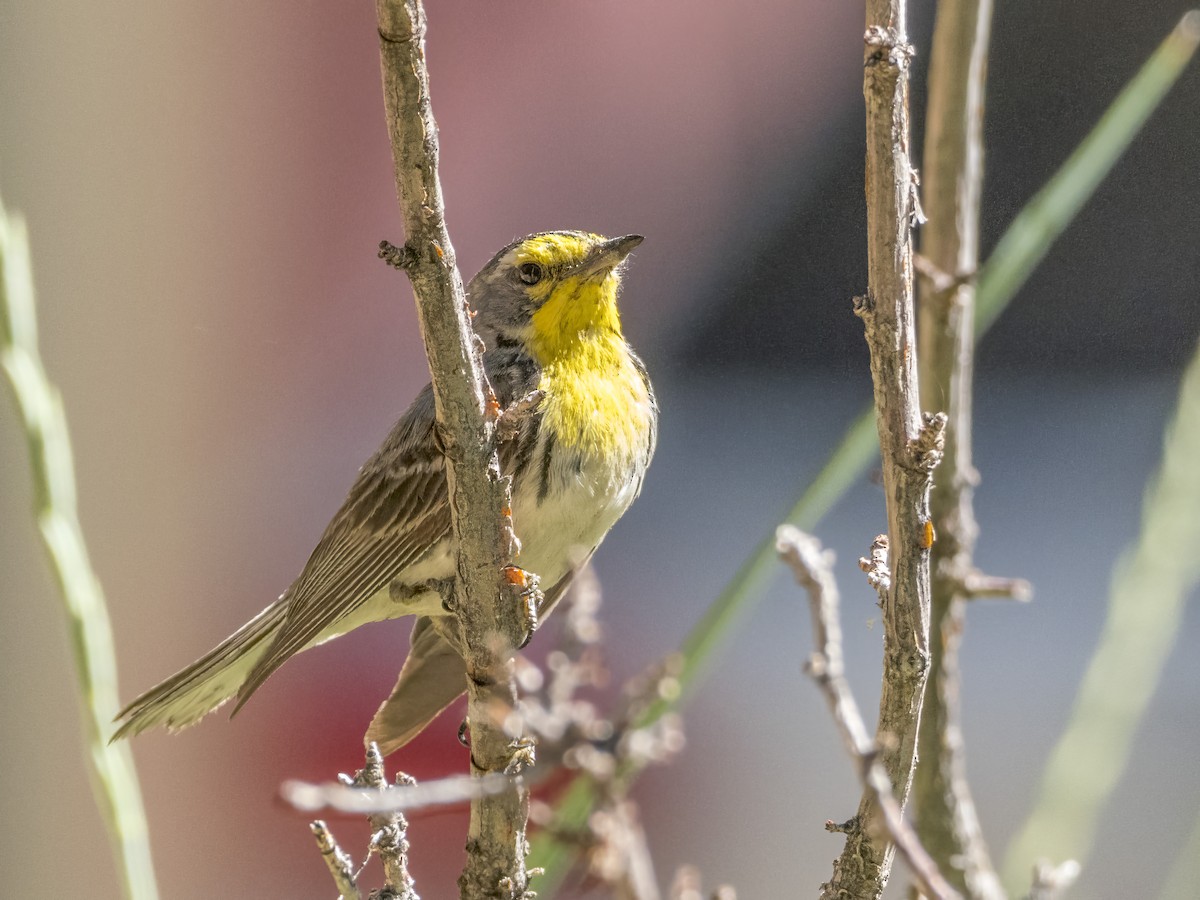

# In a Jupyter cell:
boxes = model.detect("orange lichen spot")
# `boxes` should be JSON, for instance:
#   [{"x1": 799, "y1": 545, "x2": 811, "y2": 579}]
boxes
[
  {"x1": 501, "y1": 505, "x2": 512, "y2": 519},
  {"x1": 919, "y1": 519, "x2": 936, "y2": 549},
  {"x1": 503, "y1": 565, "x2": 529, "y2": 588}
]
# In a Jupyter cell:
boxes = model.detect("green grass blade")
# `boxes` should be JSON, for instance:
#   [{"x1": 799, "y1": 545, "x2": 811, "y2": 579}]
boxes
[
  {"x1": 996, "y1": 16, "x2": 1200, "y2": 890},
  {"x1": 977, "y1": 12, "x2": 1200, "y2": 335},
  {"x1": 1, "y1": 193, "x2": 160, "y2": 900},
  {"x1": 1001, "y1": 330, "x2": 1200, "y2": 890},
  {"x1": 640, "y1": 407, "x2": 879, "y2": 729}
]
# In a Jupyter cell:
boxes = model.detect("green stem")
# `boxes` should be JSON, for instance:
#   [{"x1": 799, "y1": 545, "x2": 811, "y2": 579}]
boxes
[
  {"x1": 0, "y1": 193, "x2": 160, "y2": 900},
  {"x1": 1001, "y1": 331, "x2": 1200, "y2": 889},
  {"x1": 976, "y1": 12, "x2": 1200, "y2": 336}
]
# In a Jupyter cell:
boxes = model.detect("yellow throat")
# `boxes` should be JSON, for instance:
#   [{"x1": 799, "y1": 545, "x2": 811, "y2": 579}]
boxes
[{"x1": 519, "y1": 237, "x2": 651, "y2": 460}]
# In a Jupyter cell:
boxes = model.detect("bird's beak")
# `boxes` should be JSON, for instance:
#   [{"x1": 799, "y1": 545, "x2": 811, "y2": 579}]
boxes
[{"x1": 577, "y1": 234, "x2": 645, "y2": 279}]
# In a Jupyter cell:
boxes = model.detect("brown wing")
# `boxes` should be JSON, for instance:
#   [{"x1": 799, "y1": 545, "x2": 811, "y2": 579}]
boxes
[
  {"x1": 233, "y1": 343, "x2": 547, "y2": 714},
  {"x1": 233, "y1": 386, "x2": 452, "y2": 711}
]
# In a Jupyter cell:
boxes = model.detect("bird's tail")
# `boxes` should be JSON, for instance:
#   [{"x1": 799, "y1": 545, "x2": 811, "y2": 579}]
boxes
[
  {"x1": 365, "y1": 615, "x2": 467, "y2": 756},
  {"x1": 111, "y1": 599, "x2": 289, "y2": 742}
]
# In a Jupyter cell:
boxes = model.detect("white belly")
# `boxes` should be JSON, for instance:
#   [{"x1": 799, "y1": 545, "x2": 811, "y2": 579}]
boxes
[{"x1": 509, "y1": 445, "x2": 643, "y2": 589}]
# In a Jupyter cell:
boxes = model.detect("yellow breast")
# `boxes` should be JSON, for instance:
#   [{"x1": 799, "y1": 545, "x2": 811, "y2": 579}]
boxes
[{"x1": 537, "y1": 334, "x2": 653, "y2": 462}]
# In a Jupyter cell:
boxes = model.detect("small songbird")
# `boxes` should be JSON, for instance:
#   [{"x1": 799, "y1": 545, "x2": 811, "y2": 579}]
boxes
[{"x1": 113, "y1": 231, "x2": 657, "y2": 755}]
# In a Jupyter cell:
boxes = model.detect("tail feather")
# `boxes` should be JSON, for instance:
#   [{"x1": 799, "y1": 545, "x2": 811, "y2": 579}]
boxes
[
  {"x1": 365, "y1": 616, "x2": 467, "y2": 756},
  {"x1": 111, "y1": 599, "x2": 288, "y2": 741},
  {"x1": 364, "y1": 570, "x2": 580, "y2": 756}
]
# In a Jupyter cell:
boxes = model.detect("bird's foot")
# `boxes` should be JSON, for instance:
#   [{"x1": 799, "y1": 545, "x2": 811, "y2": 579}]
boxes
[
  {"x1": 505, "y1": 735, "x2": 537, "y2": 774},
  {"x1": 494, "y1": 389, "x2": 545, "y2": 442},
  {"x1": 502, "y1": 565, "x2": 543, "y2": 648},
  {"x1": 391, "y1": 576, "x2": 456, "y2": 613}
]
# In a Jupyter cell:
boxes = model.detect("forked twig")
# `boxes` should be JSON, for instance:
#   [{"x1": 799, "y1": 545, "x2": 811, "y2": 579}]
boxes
[{"x1": 777, "y1": 526, "x2": 961, "y2": 900}]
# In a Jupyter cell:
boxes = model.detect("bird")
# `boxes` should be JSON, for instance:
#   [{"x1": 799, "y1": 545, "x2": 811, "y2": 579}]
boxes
[{"x1": 112, "y1": 231, "x2": 657, "y2": 755}]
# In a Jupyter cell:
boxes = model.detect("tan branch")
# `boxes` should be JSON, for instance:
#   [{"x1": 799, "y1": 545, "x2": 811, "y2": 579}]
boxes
[
  {"x1": 285, "y1": 770, "x2": 527, "y2": 816},
  {"x1": 359, "y1": 744, "x2": 420, "y2": 898},
  {"x1": 308, "y1": 745, "x2": 419, "y2": 899},
  {"x1": 311, "y1": 820, "x2": 363, "y2": 900},
  {"x1": 374, "y1": 2, "x2": 529, "y2": 896},
  {"x1": 913, "y1": 0, "x2": 1023, "y2": 895},
  {"x1": 824, "y1": 1, "x2": 941, "y2": 895},
  {"x1": 777, "y1": 527, "x2": 960, "y2": 900}
]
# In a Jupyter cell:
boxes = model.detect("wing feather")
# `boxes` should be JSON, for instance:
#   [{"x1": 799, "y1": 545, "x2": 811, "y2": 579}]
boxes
[
  {"x1": 234, "y1": 388, "x2": 453, "y2": 709},
  {"x1": 233, "y1": 351, "x2": 546, "y2": 712}
]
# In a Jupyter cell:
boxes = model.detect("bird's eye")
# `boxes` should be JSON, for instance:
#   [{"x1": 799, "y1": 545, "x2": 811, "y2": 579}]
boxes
[{"x1": 518, "y1": 262, "x2": 544, "y2": 285}]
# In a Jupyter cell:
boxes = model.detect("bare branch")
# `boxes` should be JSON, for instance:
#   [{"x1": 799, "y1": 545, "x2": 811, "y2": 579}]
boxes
[
  {"x1": 359, "y1": 745, "x2": 419, "y2": 898},
  {"x1": 311, "y1": 820, "x2": 362, "y2": 900},
  {"x1": 306, "y1": 745, "x2": 419, "y2": 899},
  {"x1": 961, "y1": 571, "x2": 1032, "y2": 602},
  {"x1": 777, "y1": 527, "x2": 961, "y2": 900},
  {"x1": 374, "y1": 1, "x2": 530, "y2": 895},
  {"x1": 913, "y1": 0, "x2": 1025, "y2": 893},
  {"x1": 286, "y1": 770, "x2": 527, "y2": 817},
  {"x1": 832, "y1": 0, "x2": 940, "y2": 893},
  {"x1": 521, "y1": 567, "x2": 682, "y2": 897},
  {"x1": 589, "y1": 801, "x2": 662, "y2": 900}
]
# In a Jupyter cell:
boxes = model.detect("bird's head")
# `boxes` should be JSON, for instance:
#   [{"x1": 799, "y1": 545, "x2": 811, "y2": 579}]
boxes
[{"x1": 468, "y1": 231, "x2": 643, "y2": 364}]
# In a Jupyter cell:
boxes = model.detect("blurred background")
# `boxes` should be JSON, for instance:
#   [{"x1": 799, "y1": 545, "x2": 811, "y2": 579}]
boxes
[{"x1": 2, "y1": 1, "x2": 1199, "y2": 897}]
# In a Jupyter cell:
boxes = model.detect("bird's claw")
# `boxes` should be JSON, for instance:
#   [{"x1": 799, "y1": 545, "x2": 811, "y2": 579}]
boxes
[
  {"x1": 504, "y1": 735, "x2": 537, "y2": 774},
  {"x1": 495, "y1": 389, "x2": 545, "y2": 443},
  {"x1": 502, "y1": 565, "x2": 543, "y2": 648}
]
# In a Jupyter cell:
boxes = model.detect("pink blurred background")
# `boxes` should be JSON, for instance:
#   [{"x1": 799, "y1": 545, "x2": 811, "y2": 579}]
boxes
[{"x1": 3, "y1": 2, "x2": 1199, "y2": 898}]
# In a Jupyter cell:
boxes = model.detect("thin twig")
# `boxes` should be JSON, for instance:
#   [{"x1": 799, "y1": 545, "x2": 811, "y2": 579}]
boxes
[
  {"x1": 0, "y1": 191, "x2": 159, "y2": 899},
  {"x1": 961, "y1": 572, "x2": 1030, "y2": 601},
  {"x1": 307, "y1": 746, "x2": 418, "y2": 899},
  {"x1": 589, "y1": 801, "x2": 662, "y2": 900},
  {"x1": 912, "y1": 0, "x2": 1012, "y2": 895},
  {"x1": 285, "y1": 770, "x2": 527, "y2": 816},
  {"x1": 777, "y1": 527, "x2": 960, "y2": 900},
  {"x1": 358, "y1": 744, "x2": 419, "y2": 899},
  {"x1": 311, "y1": 820, "x2": 363, "y2": 900},
  {"x1": 826, "y1": 1, "x2": 941, "y2": 895},
  {"x1": 374, "y1": 1, "x2": 530, "y2": 896}
]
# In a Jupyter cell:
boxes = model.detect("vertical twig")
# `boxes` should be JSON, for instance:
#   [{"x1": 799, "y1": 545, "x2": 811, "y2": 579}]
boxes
[
  {"x1": 311, "y1": 820, "x2": 363, "y2": 900},
  {"x1": 913, "y1": 0, "x2": 1015, "y2": 897},
  {"x1": 777, "y1": 528, "x2": 961, "y2": 900},
  {"x1": 308, "y1": 745, "x2": 419, "y2": 899},
  {"x1": 359, "y1": 744, "x2": 420, "y2": 899},
  {"x1": 824, "y1": 1, "x2": 945, "y2": 896},
  {"x1": 374, "y1": 3, "x2": 529, "y2": 897},
  {"x1": 0, "y1": 193, "x2": 159, "y2": 898}
]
